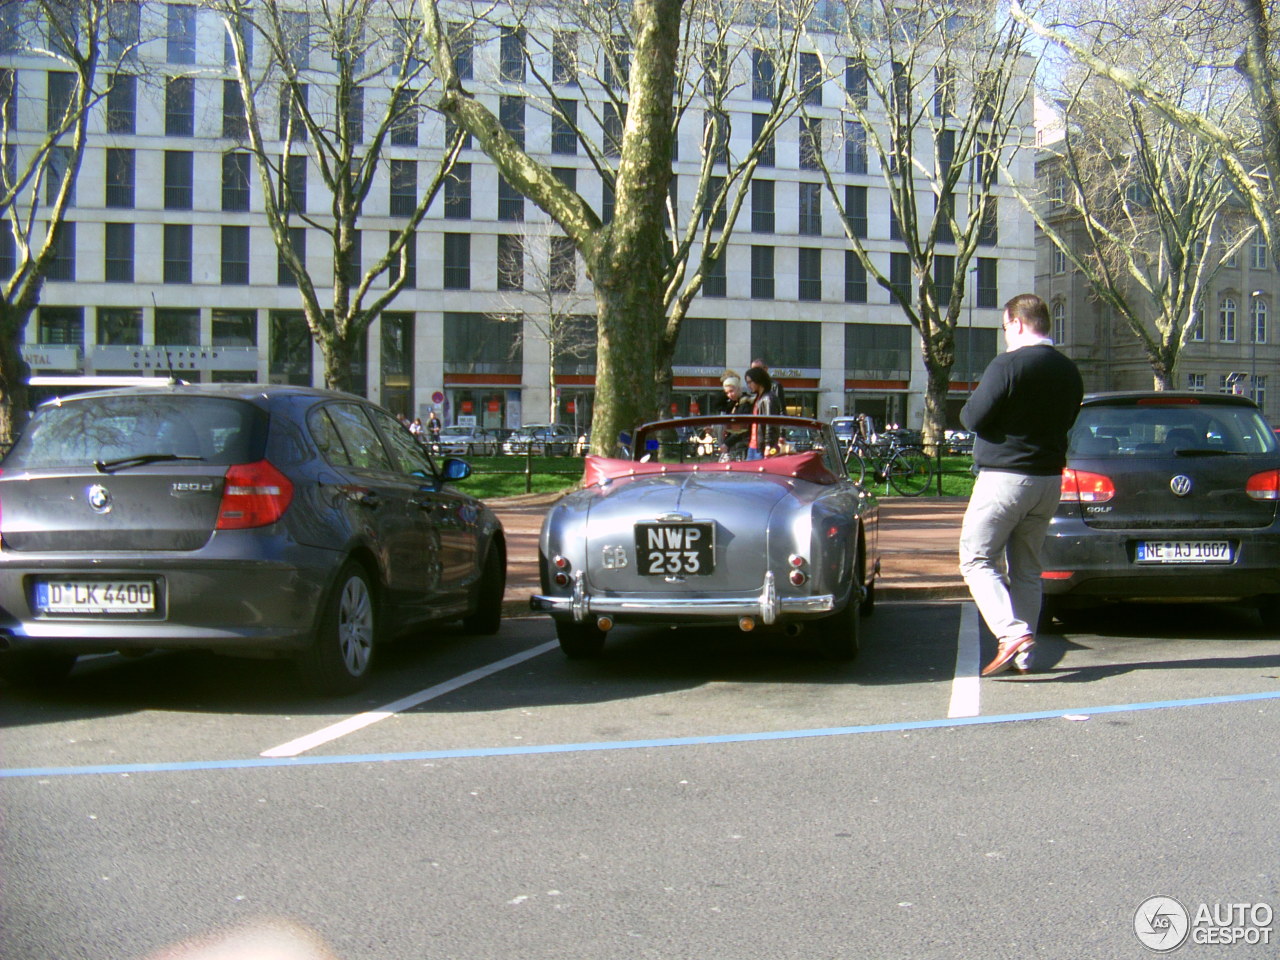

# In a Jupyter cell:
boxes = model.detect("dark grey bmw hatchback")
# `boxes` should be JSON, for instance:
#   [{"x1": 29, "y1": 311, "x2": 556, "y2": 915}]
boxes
[
  {"x1": 1041, "y1": 391, "x2": 1280, "y2": 626},
  {"x1": 0, "y1": 383, "x2": 506, "y2": 694}
]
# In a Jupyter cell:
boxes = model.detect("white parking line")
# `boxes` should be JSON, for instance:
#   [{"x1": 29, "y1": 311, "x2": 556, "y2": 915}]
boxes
[
  {"x1": 260, "y1": 640, "x2": 560, "y2": 758},
  {"x1": 947, "y1": 602, "x2": 981, "y2": 718}
]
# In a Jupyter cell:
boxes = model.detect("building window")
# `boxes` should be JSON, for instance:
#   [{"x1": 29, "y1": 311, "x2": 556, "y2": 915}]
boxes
[
  {"x1": 889, "y1": 251, "x2": 911, "y2": 305},
  {"x1": 165, "y1": 76, "x2": 194, "y2": 136},
  {"x1": 163, "y1": 151, "x2": 193, "y2": 210},
  {"x1": 845, "y1": 60, "x2": 868, "y2": 107},
  {"x1": 38, "y1": 306, "x2": 84, "y2": 345},
  {"x1": 976, "y1": 257, "x2": 998, "y2": 308},
  {"x1": 844, "y1": 121, "x2": 867, "y2": 175},
  {"x1": 345, "y1": 86, "x2": 363, "y2": 144},
  {"x1": 443, "y1": 233, "x2": 470, "y2": 289},
  {"x1": 448, "y1": 22, "x2": 473, "y2": 79},
  {"x1": 751, "y1": 113, "x2": 775, "y2": 167},
  {"x1": 889, "y1": 206, "x2": 903, "y2": 242},
  {"x1": 444, "y1": 114, "x2": 471, "y2": 151},
  {"x1": 798, "y1": 247, "x2": 822, "y2": 302},
  {"x1": 388, "y1": 231, "x2": 415, "y2": 289},
  {"x1": 846, "y1": 323, "x2": 911, "y2": 377},
  {"x1": 155, "y1": 308, "x2": 199, "y2": 345},
  {"x1": 103, "y1": 223, "x2": 134, "y2": 283},
  {"x1": 1189, "y1": 309, "x2": 1205, "y2": 341},
  {"x1": 703, "y1": 249, "x2": 726, "y2": 298},
  {"x1": 1252, "y1": 232, "x2": 1269, "y2": 270},
  {"x1": 552, "y1": 167, "x2": 576, "y2": 191},
  {"x1": 1186, "y1": 373, "x2": 1205, "y2": 392},
  {"x1": 842, "y1": 184, "x2": 868, "y2": 239},
  {"x1": 550, "y1": 236, "x2": 576, "y2": 292},
  {"x1": 280, "y1": 10, "x2": 309, "y2": 68},
  {"x1": 444, "y1": 312, "x2": 521, "y2": 376},
  {"x1": 278, "y1": 227, "x2": 305, "y2": 285},
  {"x1": 163, "y1": 223, "x2": 192, "y2": 283},
  {"x1": 844, "y1": 251, "x2": 867, "y2": 303},
  {"x1": 1251, "y1": 296, "x2": 1268, "y2": 344},
  {"x1": 1051, "y1": 301, "x2": 1066, "y2": 343},
  {"x1": 222, "y1": 152, "x2": 250, "y2": 211},
  {"x1": 282, "y1": 154, "x2": 306, "y2": 213},
  {"x1": 751, "y1": 180, "x2": 774, "y2": 233},
  {"x1": 108, "y1": 1, "x2": 141, "y2": 59},
  {"x1": 389, "y1": 159, "x2": 416, "y2": 217},
  {"x1": 977, "y1": 196, "x2": 998, "y2": 246},
  {"x1": 750, "y1": 245, "x2": 774, "y2": 299},
  {"x1": 104, "y1": 148, "x2": 135, "y2": 208},
  {"x1": 343, "y1": 230, "x2": 361, "y2": 286},
  {"x1": 47, "y1": 72, "x2": 75, "y2": 132},
  {"x1": 799, "y1": 117, "x2": 822, "y2": 170},
  {"x1": 213, "y1": 309, "x2": 256, "y2": 346},
  {"x1": 603, "y1": 38, "x2": 629, "y2": 89},
  {"x1": 46, "y1": 146, "x2": 75, "y2": 206},
  {"x1": 800, "y1": 51, "x2": 821, "y2": 105},
  {"x1": 222, "y1": 80, "x2": 247, "y2": 138},
  {"x1": 497, "y1": 175, "x2": 524, "y2": 222},
  {"x1": 500, "y1": 26, "x2": 525, "y2": 82},
  {"x1": 703, "y1": 109, "x2": 728, "y2": 165},
  {"x1": 1219, "y1": 297, "x2": 1237, "y2": 342},
  {"x1": 270, "y1": 310, "x2": 312, "y2": 386},
  {"x1": 221, "y1": 225, "x2": 250, "y2": 285},
  {"x1": 752, "y1": 319, "x2": 820, "y2": 369},
  {"x1": 497, "y1": 234, "x2": 523, "y2": 291},
  {"x1": 97, "y1": 307, "x2": 142, "y2": 345},
  {"x1": 798, "y1": 182, "x2": 822, "y2": 236},
  {"x1": 673, "y1": 317, "x2": 725, "y2": 368},
  {"x1": 46, "y1": 221, "x2": 75, "y2": 281},
  {"x1": 752, "y1": 48, "x2": 774, "y2": 101},
  {"x1": 603, "y1": 103, "x2": 624, "y2": 158},
  {"x1": 390, "y1": 89, "x2": 419, "y2": 146},
  {"x1": 1052, "y1": 244, "x2": 1067, "y2": 274},
  {"x1": 1252, "y1": 374, "x2": 1267, "y2": 408},
  {"x1": 0, "y1": 228, "x2": 12, "y2": 278},
  {"x1": 444, "y1": 162, "x2": 471, "y2": 219},
  {"x1": 933, "y1": 254, "x2": 955, "y2": 309},
  {"x1": 223, "y1": 8, "x2": 253, "y2": 67},
  {"x1": 107, "y1": 74, "x2": 137, "y2": 134},
  {"x1": 279, "y1": 84, "x2": 308, "y2": 141},
  {"x1": 552, "y1": 100, "x2": 578, "y2": 155},
  {"x1": 167, "y1": 3, "x2": 196, "y2": 65},
  {"x1": 934, "y1": 65, "x2": 954, "y2": 117},
  {"x1": 553, "y1": 31, "x2": 578, "y2": 85},
  {"x1": 500, "y1": 95, "x2": 525, "y2": 149}
]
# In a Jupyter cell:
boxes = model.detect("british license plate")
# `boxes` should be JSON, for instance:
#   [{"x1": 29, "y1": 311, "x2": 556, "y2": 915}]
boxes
[
  {"x1": 35, "y1": 580, "x2": 157, "y2": 615},
  {"x1": 635, "y1": 522, "x2": 715, "y2": 576},
  {"x1": 1135, "y1": 541, "x2": 1232, "y2": 564}
]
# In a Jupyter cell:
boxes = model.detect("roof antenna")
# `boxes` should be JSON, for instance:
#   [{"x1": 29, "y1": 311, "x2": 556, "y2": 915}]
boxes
[{"x1": 151, "y1": 293, "x2": 183, "y2": 386}]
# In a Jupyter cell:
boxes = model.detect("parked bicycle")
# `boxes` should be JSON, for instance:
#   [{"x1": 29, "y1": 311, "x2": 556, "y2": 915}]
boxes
[{"x1": 843, "y1": 430, "x2": 934, "y2": 496}]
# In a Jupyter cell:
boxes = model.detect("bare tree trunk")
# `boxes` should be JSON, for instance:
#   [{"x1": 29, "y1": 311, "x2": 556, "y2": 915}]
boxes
[{"x1": 0, "y1": 301, "x2": 32, "y2": 446}]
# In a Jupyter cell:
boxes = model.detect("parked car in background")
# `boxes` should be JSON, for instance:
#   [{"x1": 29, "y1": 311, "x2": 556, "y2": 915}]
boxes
[
  {"x1": 1041, "y1": 391, "x2": 1280, "y2": 627},
  {"x1": 436, "y1": 424, "x2": 499, "y2": 457},
  {"x1": 531, "y1": 414, "x2": 879, "y2": 660},
  {"x1": 502, "y1": 424, "x2": 577, "y2": 456},
  {"x1": 943, "y1": 429, "x2": 975, "y2": 454},
  {"x1": 0, "y1": 383, "x2": 507, "y2": 694}
]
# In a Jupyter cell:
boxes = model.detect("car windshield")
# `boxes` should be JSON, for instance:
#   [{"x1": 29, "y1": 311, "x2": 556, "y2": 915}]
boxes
[
  {"x1": 1069, "y1": 402, "x2": 1279, "y2": 457},
  {"x1": 4, "y1": 393, "x2": 265, "y2": 469},
  {"x1": 632, "y1": 416, "x2": 839, "y2": 465}
]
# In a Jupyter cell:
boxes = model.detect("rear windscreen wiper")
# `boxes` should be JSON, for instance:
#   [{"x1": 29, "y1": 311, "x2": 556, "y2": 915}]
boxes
[
  {"x1": 93, "y1": 453, "x2": 206, "y2": 473},
  {"x1": 1173, "y1": 448, "x2": 1237, "y2": 457}
]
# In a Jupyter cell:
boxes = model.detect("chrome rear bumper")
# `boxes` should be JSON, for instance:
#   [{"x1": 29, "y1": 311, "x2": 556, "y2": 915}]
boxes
[{"x1": 530, "y1": 570, "x2": 835, "y2": 624}]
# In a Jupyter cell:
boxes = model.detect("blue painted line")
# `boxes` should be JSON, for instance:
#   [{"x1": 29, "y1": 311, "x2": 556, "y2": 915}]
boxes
[{"x1": 4, "y1": 689, "x2": 1279, "y2": 780}]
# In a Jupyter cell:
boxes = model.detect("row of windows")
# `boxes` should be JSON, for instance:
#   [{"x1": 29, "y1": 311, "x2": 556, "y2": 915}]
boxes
[
  {"x1": 1051, "y1": 232, "x2": 1273, "y2": 273},
  {"x1": 1192, "y1": 297, "x2": 1270, "y2": 344},
  {"x1": 1185, "y1": 373, "x2": 1267, "y2": 407},
  {"x1": 17, "y1": 221, "x2": 1001, "y2": 309}
]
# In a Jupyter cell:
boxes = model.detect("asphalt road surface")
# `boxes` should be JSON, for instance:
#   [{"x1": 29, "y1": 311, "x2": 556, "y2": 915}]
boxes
[{"x1": 4, "y1": 600, "x2": 1279, "y2": 960}]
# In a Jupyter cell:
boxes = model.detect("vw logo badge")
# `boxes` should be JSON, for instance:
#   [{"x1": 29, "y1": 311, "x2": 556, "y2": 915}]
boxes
[
  {"x1": 86, "y1": 484, "x2": 112, "y2": 514},
  {"x1": 1170, "y1": 475, "x2": 1193, "y2": 497}
]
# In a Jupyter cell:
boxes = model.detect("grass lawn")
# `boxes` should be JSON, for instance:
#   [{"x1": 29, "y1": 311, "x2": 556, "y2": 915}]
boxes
[{"x1": 450, "y1": 453, "x2": 977, "y2": 501}]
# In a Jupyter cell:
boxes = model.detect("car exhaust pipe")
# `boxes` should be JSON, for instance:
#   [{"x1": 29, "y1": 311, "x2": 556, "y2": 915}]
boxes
[
  {"x1": 596, "y1": 616, "x2": 614, "y2": 632},
  {"x1": 738, "y1": 616, "x2": 755, "y2": 632},
  {"x1": 784, "y1": 622, "x2": 804, "y2": 637}
]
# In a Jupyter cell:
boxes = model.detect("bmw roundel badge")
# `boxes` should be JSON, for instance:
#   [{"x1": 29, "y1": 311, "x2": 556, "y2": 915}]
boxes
[{"x1": 86, "y1": 483, "x2": 112, "y2": 514}]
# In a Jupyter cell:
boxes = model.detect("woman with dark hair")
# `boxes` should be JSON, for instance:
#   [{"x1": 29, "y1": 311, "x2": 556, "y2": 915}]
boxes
[{"x1": 744, "y1": 366, "x2": 779, "y2": 458}]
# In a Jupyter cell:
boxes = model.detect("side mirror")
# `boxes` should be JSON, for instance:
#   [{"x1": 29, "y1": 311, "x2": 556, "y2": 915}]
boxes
[{"x1": 441, "y1": 457, "x2": 471, "y2": 482}]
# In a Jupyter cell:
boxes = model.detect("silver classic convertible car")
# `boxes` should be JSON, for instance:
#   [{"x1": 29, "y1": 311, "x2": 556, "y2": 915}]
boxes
[{"x1": 531, "y1": 415, "x2": 879, "y2": 659}]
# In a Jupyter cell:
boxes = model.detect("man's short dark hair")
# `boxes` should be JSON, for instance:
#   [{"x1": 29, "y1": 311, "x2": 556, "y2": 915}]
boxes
[
  {"x1": 1004, "y1": 293, "x2": 1051, "y2": 335},
  {"x1": 744, "y1": 365, "x2": 773, "y2": 392}
]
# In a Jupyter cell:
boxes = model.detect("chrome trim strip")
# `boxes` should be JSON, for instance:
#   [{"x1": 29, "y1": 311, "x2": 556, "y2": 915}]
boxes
[{"x1": 532, "y1": 592, "x2": 835, "y2": 618}]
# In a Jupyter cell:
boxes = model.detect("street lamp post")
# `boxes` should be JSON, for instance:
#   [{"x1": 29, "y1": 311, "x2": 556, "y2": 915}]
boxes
[
  {"x1": 1250, "y1": 289, "x2": 1264, "y2": 407},
  {"x1": 967, "y1": 264, "x2": 978, "y2": 392}
]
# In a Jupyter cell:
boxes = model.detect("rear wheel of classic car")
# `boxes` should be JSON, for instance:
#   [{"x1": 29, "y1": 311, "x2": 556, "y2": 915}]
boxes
[
  {"x1": 297, "y1": 561, "x2": 376, "y2": 695},
  {"x1": 462, "y1": 544, "x2": 506, "y2": 635},
  {"x1": 556, "y1": 619, "x2": 607, "y2": 659},
  {"x1": 812, "y1": 563, "x2": 863, "y2": 661},
  {"x1": 0, "y1": 652, "x2": 77, "y2": 687}
]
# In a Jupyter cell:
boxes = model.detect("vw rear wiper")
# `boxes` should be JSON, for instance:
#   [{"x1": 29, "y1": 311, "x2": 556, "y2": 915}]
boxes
[
  {"x1": 1172, "y1": 448, "x2": 1236, "y2": 457},
  {"x1": 93, "y1": 453, "x2": 206, "y2": 474}
]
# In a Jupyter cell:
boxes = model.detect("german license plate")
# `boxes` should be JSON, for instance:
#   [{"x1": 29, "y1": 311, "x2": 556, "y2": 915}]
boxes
[
  {"x1": 635, "y1": 522, "x2": 715, "y2": 576},
  {"x1": 1135, "y1": 541, "x2": 1232, "y2": 564},
  {"x1": 35, "y1": 580, "x2": 157, "y2": 615}
]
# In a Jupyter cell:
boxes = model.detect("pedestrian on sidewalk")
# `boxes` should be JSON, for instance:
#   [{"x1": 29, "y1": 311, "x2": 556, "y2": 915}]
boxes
[{"x1": 959, "y1": 293, "x2": 1082, "y2": 676}]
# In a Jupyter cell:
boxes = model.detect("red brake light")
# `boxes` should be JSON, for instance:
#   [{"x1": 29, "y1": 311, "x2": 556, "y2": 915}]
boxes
[
  {"x1": 1061, "y1": 468, "x2": 1115, "y2": 503},
  {"x1": 216, "y1": 460, "x2": 293, "y2": 529},
  {"x1": 1247, "y1": 468, "x2": 1280, "y2": 501}
]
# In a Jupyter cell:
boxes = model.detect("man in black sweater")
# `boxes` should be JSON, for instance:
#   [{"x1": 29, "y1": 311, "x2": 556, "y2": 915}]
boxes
[{"x1": 960, "y1": 293, "x2": 1083, "y2": 676}]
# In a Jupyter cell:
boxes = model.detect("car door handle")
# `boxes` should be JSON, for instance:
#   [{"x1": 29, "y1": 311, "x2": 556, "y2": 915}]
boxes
[{"x1": 336, "y1": 485, "x2": 380, "y2": 508}]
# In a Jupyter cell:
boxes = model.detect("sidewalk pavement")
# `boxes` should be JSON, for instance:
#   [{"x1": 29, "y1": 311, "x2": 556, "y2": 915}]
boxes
[{"x1": 491, "y1": 494, "x2": 968, "y2": 618}]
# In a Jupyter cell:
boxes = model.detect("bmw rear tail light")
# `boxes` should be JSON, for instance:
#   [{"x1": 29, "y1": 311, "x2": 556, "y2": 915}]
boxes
[
  {"x1": 1246, "y1": 468, "x2": 1280, "y2": 501},
  {"x1": 216, "y1": 460, "x2": 294, "y2": 529},
  {"x1": 1061, "y1": 468, "x2": 1115, "y2": 503}
]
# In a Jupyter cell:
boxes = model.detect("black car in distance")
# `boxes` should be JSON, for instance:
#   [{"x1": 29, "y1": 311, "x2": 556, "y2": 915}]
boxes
[
  {"x1": 1042, "y1": 391, "x2": 1280, "y2": 626},
  {"x1": 0, "y1": 383, "x2": 506, "y2": 695}
]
